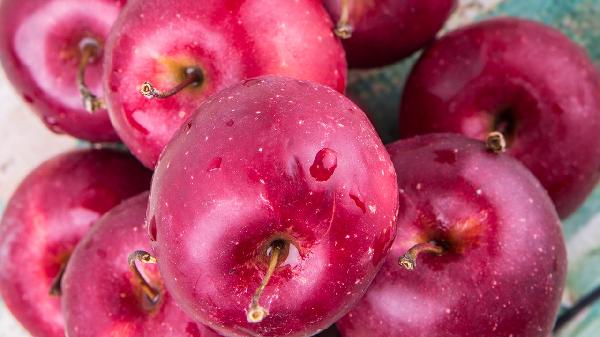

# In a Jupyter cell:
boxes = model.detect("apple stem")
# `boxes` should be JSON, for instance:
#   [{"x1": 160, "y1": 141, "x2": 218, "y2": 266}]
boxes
[
  {"x1": 399, "y1": 241, "x2": 444, "y2": 270},
  {"x1": 486, "y1": 131, "x2": 507, "y2": 154},
  {"x1": 140, "y1": 68, "x2": 203, "y2": 99},
  {"x1": 77, "y1": 39, "x2": 105, "y2": 113},
  {"x1": 128, "y1": 250, "x2": 160, "y2": 304},
  {"x1": 48, "y1": 260, "x2": 68, "y2": 296},
  {"x1": 554, "y1": 284, "x2": 600, "y2": 332},
  {"x1": 334, "y1": 0, "x2": 353, "y2": 39},
  {"x1": 247, "y1": 240, "x2": 284, "y2": 324}
]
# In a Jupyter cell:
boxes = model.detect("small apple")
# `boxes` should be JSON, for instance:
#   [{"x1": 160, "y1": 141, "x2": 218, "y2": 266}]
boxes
[
  {"x1": 0, "y1": 0, "x2": 126, "y2": 141},
  {"x1": 104, "y1": 0, "x2": 347, "y2": 168},
  {"x1": 0, "y1": 149, "x2": 151, "y2": 337},
  {"x1": 61, "y1": 192, "x2": 220, "y2": 337},
  {"x1": 148, "y1": 75, "x2": 398, "y2": 337},
  {"x1": 398, "y1": 17, "x2": 600, "y2": 218},
  {"x1": 323, "y1": 0, "x2": 456, "y2": 68},
  {"x1": 337, "y1": 133, "x2": 566, "y2": 337}
]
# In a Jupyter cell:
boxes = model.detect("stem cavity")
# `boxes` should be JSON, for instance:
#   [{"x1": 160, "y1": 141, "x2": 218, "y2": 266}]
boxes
[
  {"x1": 140, "y1": 68, "x2": 203, "y2": 99},
  {"x1": 49, "y1": 260, "x2": 68, "y2": 296},
  {"x1": 334, "y1": 0, "x2": 353, "y2": 39},
  {"x1": 486, "y1": 131, "x2": 507, "y2": 154},
  {"x1": 399, "y1": 241, "x2": 444, "y2": 270},
  {"x1": 77, "y1": 38, "x2": 104, "y2": 113},
  {"x1": 247, "y1": 240, "x2": 285, "y2": 323},
  {"x1": 128, "y1": 250, "x2": 160, "y2": 304}
]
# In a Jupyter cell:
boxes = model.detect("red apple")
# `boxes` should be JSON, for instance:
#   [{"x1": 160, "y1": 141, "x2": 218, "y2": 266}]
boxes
[
  {"x1": 0, "y1": 149, "x2": 151, "y2": 337},
  {"x1": 399, "y1": 17, "x2": 600, "y2": 218},
  {"x1": 337, "y1": 133, "x2": 566, "y2": 337},
  {"x1": 323, "y1": 0, "x2": 456, "y2": 68},
  {"x1": 61, "y1": 192, "x2": 220, "y2": 337},
  {"x1": 0, "y1": 0, "x2": 126, "y2": 141},
  {"x1": 104, "y1": 0, "x2": 347, "y2": 168},
  {"x1": 148, "y1": 75, "x2": 398, "y2": 337}
]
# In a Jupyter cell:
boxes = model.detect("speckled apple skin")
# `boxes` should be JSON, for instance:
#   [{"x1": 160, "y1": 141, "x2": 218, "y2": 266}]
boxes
[
  {"x1": 104, "y1": 0, "x2": 347, "y2": 168},
  {"x1": 148, "y1": 76, "x2": 398, "y2": 337},
  {"x1": 0, "y1": 149, "x2": 151, "y2": 337},
  {"x1": 323, "y1": 0, "x2": 456, "y2": 68},
  {"x1": 338, "y1": 133, "x2": 566, "y2": 337},
  {"x1": 399, "y1": 17, "x2": 600, "y2": 218},
  {"x1": 62, "y1": 192, "x2": 220, "y2": 337},
  {"x1": 0, "y1": 0, "x2": 125, "y2": 142}
]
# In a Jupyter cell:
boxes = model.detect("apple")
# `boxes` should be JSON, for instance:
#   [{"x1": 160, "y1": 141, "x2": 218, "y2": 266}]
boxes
[
  {"x1": 0, "y1": 0, "x2": 126, "y2": 142},
  {"x1": 0, "y1": 149, "x2": 151, "y2": 337},
  {"x1": 322, "y1": 0, "x2": 456, "y2": 68},
  {"x1": 147, "y1": 75, "x2": 398, "y2": 337},
  {"x1": 61, "y1": 192, "x2": 220, "y2": 337},
  {"x1": 337, "y1": 133, "x2": 566, "y2": 337},
  {"x1": 398, "y1": 17, "x2": 600, "y2": 218},
  {"x1": 104, "y1": 0, "x2": 347, "y2": 168}
]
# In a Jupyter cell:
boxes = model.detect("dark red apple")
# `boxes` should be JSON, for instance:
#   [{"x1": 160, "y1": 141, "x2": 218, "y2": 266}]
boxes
[
  {"x1": 61, "y1": 192, "x2": 219, "y2": 337},
  {"x1": 104, "y1": 0, "x2": 347, "y2": 168},
  {"x1": 0, "y1": 0, "x2": 126, "y2": 142},
  {"x1": 0, "y1": 149, "x2": 151, "y2": 337},
  {"x1": 148, "y1": 75, "x2": 398, "y2": 337},
  {"x1": 398, "y1": 17, "x2": 600, "y2": 218},
  {"x1": 323, "y1": 0, "x2": 456, "y2": 68},
  {"x1": 337, "y1": 133, "x2": 566, "y2": 337}
]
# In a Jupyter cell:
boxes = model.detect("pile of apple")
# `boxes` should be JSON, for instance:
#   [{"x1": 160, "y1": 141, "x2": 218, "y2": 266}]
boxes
[{"x1": 1, "y1": 1, "x2": 599, "y2": 337}]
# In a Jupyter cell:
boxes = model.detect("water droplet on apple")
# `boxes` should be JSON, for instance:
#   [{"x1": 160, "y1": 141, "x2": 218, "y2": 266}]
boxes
[
  {"x1": 148, "y1": 216, "x2": 157, "y2": 241},
  {"x1": 349, "y1": 187, "x2": 366, "y2": 213},
  {"x1": 226, "y1": 119, "x2": 234, "y2": 127},
  {"x1": 207, "y1": 157, "x2": 222, "y2": 172},
  {"x1": 310, "y1": 148, "x2": 337, "y2": 181}
]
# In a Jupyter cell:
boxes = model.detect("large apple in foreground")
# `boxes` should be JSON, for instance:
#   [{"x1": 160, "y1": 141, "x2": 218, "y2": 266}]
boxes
[
  {"x1": 0, "y1": 0, "x2": 126, "y2": 141},
  {"x1": 148, "y1": 76, "x2": 398, "y2": 337},
  {"x1": 398, "y1": 18, "x2": 600, "y2": 218},
  {"x1": 62, "y1": 192, "x2": 219, "y2": 337},
  {"x1": 323, "y1": 0, "x2": 456, "y2": 68},
  {"x1": 104, "y1": 0, "x2": 347, "y2": 168},
  {"x1": 338, "y1": 133, "x2": 566, "y2": 337},
  {"x1": 0, "y1": 149, "x2": 151, "y2": 337}
]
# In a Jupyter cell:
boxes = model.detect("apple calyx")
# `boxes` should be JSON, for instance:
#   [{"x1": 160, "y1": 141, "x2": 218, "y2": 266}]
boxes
[
  {"x1": 78, "y1": 38, "x2": 105, "y2": 113},
  {"x1": 398, "y1": 241, "x2": 445, "y2": 270},
  {"x1": 486, "y1": 131, "x2": 507, "y2": 154},
  {"x1": 334, "y1": 0, "x2": 353, "y2": 39},
  {"x1": 48, "y1": 260, "x2": 69, "y2": 296},
  {"x1": 247, "y1": 240, "x2": 285, "y2": 324},
  {"x1": 140, "y1": 68, "x2": 204, "y2": 99},
  {"x1": 128, "y1": 250, "x2": 160, "y2": 304}
]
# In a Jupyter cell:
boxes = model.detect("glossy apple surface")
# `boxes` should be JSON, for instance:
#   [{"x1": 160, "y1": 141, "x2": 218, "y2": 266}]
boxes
[
  {"x1": 148, "y1": 75, "x2": 398, "y2": 337},
  {"x1": 0, "y1": 0, "x2": 126, "y2": 141},
  {"x1": 62, "y1": 192, "x2": 219, "y2": 337},
  {"x1": 399, "y1": 18, "x2": 600, "y2": 218},
  {"x1": 0, "y1": 149, "x2": 151, "y2": 337},
  {"x1": 338, "y1": 133, "x2": 566, "y2": 337},
  {"x1": 105, "y1": 0, "x2": 347, "y2": 168},
  {"x1": 323, "y1": 0, "x2": 456, "y2": 68}
]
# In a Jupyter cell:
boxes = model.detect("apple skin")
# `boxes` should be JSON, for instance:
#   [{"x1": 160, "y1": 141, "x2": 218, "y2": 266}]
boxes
[
  {"x1": 0, "y1": 149, "x2": 151, "y2": 337},
  {"x1": 0, "y1": 0, "x2": 126, "y2": 142},
  {"x1": 337, "y1": 133, "x2": 567, "y2": 337},
  {"x1": 61, "y1": 192, "x2": 220, "y2": 337},
  {"x1": 398, "y1": 17, "x2": 600, "y2": 218},
  {"x1": 323, "y1": 0, "x2": 456, "y2": 68},
  {"x1": 104, "y1": 0, "x2": 347, "y2": 168},
  {"x1": 148, "y1": 75, "x2": 398, "y2": 337}
]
